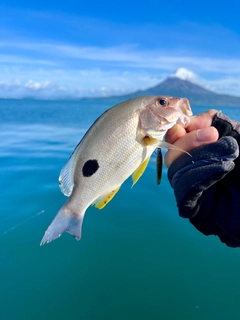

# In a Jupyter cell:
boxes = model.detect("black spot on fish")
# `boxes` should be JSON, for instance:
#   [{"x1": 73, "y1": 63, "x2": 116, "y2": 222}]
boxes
[{"x1": 82, "y1": 159, "x2": 99, "y2": 177}]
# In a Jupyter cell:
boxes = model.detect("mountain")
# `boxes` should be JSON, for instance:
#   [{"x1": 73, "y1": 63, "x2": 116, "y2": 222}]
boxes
[{"x1": 103, "y1": 77, "x2": 240, "y2": 107}]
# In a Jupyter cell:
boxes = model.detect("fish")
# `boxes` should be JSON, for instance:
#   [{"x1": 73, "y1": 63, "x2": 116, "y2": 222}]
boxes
[{"x1": 40, "y1": 96, "x2": 192, "y2": 245}]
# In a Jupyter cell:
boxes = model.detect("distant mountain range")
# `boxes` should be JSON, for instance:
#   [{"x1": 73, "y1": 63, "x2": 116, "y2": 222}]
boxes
[{"x1": 92, "y1": 77, "x2": 240, "y2": 107}]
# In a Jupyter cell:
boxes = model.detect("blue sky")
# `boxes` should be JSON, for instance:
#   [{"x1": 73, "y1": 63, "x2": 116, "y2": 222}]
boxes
[{"x1": 0, "y1": 0, "x2": 240, "y2": 99}]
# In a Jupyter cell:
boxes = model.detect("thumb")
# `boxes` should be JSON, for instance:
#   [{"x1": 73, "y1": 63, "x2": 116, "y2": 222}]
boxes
[{"x1": 164, "y1": 126, "x2": 219, "y2": 168}]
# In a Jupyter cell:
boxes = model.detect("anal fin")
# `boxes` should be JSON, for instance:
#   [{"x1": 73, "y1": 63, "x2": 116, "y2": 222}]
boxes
[
  {"x1": 132, "y1": 156, "x2": 150, "y2": 186},
  {"x1": 95, "y1": 187, "x2": 121, "y2": 209}
]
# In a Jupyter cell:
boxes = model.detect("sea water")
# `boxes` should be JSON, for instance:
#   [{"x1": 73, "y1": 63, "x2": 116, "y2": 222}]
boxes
[{"x1": 1, "y1": 99, "x2": 240, "y2": 320}]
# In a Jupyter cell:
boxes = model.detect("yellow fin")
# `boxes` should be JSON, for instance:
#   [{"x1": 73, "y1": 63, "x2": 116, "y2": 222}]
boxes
[
  {"x1": 95, "y1": 187, "x2": 121, "y2": 210},
  {"x1": 132, "y1": 156, "x2": 150, "y2": 186},
  {"x1": 143, "y1": 136, "x2": 192, "y2": 157}
]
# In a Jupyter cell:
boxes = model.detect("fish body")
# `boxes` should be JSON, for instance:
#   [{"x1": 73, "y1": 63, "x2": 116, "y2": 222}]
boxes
[{"x1": 41, "y1": 96, "x2": 192, "y2": 245}]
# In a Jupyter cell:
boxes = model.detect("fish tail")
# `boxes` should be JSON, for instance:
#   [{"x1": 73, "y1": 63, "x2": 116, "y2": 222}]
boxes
[{"x1": 40, "y1": 205, "x2": 84, "y2": 246}]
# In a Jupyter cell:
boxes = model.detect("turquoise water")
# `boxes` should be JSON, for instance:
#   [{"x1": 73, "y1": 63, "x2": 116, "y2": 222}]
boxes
[{"x1": 1, "y1": 99, "x2": 240, "y2": 320}]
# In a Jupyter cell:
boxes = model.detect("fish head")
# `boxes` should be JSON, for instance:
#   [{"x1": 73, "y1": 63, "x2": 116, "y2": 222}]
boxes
[
  {"x1": 150, "y1": 96, "x2": 192, "y2": 126},
  {"x1": 139, "y1": 96, "x2": 193, "y2": 140}
]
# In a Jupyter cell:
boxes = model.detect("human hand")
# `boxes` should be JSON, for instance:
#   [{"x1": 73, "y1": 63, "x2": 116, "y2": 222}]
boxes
[
  {"x1": 164, "y1": 109, "x2": 219, "y2": 167},
  {"x1": 164, "y1": 109, "x2": 240, "y2": 247}
]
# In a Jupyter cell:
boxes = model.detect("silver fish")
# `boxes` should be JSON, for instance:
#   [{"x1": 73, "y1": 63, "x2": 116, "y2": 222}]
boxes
[{"x1": 41, "y1": 96, "x2": 192, "y2": 245}]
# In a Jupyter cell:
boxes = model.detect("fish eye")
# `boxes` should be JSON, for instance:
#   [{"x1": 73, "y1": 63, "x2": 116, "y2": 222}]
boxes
[{"x1": 159, "y1": 99, "x2": 167, "y2": 106}]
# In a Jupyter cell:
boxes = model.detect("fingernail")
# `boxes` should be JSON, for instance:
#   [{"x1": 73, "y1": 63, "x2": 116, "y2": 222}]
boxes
[{"x1": 196, "y1": 128, "x2": 212, "y2": 141}]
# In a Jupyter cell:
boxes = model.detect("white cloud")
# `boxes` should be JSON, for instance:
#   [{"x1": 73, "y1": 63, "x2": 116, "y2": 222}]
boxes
[
  {"x1": 2, "y1": 41, "x2": 240, "y2": 75},
  {"x1": 1, "y1": 41, "x2": 240, "y2": 98},
  {"x1": 173, "y1": 68, "x2": 198, "y2": 82},
  {"x1": 0, "y1": 67, "x2": 164, "y2": 99},
  {"x1": 25, "y1": 80, "x2": 51, "y2": 90},
  {"x1": 0, "y1": 53, "x2": 54, "y2": 66},
  {"x1": 1, "y1": 69, "x2": 240, "y2": 99},
  {"x1": 0, "y1": 79, "x2": 67, "y2": 99},
  {"x1": 199, "y1": 77, "x2": 240, "y2": 96}
]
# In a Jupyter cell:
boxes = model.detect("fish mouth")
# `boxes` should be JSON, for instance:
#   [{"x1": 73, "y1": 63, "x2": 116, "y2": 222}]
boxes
[
  {"x1": 176, "y1": 98, "x2": 193, "y2": 127},
  {"x1": 177, "y1": 98, "x2": 192, "y2": 117}
]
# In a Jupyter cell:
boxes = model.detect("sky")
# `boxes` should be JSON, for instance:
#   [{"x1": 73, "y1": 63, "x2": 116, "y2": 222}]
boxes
[{"x1": 0, "y1": 0, "x2": 240, "y2": 99}]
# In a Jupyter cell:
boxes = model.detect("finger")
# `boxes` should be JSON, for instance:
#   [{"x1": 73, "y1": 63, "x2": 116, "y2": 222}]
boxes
[
  {"x1": 165, "y1": 124, "x2": 186, "y2": 144},
  {"x1": 187, "y1": 109, "x2": 218, "y2": 132},
  {"x1": 164, "y1": 126, "x2": 219, "y2": 168},
  {"x1": 165, "y1": 110, "x2": 218, "y2": 145}
]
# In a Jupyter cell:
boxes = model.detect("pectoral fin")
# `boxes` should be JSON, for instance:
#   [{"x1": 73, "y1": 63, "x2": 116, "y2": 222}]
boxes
[
  {"x1": 142, "y1": 135, "x2": 159, "y2": 146},
  {"x1": 142, "y1": 130, "x2": 191, "y2": 157},
  {"x1": 145, "y1": 129, "x2": 163, "y2": 140},
  {"x1": 94, "y1": 187, "x2": 121, "y2": 209},
  {"x1": 157, "y1": 141, "x2": 191, "y2": 156},
  {"x1": 132, "y1": 156, "x2": 150, "y2": 186},
  {"x1": 142, "y1": 135, "x2": 191, "y2": 157}
]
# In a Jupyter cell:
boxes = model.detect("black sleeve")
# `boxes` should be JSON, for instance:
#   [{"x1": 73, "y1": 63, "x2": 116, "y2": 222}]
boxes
[{"x1": 167, "y1": 112, "x2": 240, "y2": 247}]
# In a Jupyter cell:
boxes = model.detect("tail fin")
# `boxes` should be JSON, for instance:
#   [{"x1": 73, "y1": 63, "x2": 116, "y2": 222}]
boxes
[{"x1": 40, "y1": 205, "x2": 84, "y2": 246}]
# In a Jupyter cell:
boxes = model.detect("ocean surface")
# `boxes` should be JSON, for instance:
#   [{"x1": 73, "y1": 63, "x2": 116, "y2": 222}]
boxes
[{"x1": 1, "y1": 98, "x2": 240, "y2": 320}]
